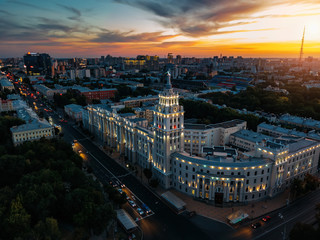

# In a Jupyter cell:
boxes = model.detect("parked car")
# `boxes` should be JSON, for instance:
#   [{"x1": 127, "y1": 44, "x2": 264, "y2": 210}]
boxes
[
  {"x1": 137, "y1": 208, "x2": 145, "y2": 216},
  {"x1": 142, "y1": 203, "x2": 151, "y2": 214},
  {"x1": 128, "y1": 200, "x2": 136, "y2": 208},
  {"x1": 262, "y1": 216, "x2": 271, "y2": 222},
  {"x1": 251, "y1": 222, "x2": 262, "y2": 229},
  {"x1": 117, "y1": 188, "x2": 123, "y2": 194}
]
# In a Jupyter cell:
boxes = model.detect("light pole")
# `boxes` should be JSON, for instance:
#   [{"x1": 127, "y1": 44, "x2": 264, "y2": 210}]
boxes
[{"x1": 278, "y1": 213, "x2": 286, "y2": 240}]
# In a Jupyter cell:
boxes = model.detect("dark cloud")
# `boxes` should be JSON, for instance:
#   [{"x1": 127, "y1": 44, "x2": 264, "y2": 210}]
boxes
[
  {"x1": 91, "y1": 29, "x2": 178, "y2": 43},
  {"x1": 8, "y1": 0, "x2": 50, "y2": 11},
  {"x1": 57, "y1": 4, "x2": 82, "y2": 21},
  {"x1": 0, "y1": 9, "x2": 10, "y2": 15}
]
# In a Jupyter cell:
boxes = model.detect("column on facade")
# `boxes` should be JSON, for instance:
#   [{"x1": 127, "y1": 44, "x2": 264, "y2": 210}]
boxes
[
  {"x1": 212, "y1": 181, "x2": 216, "y2": 200},
  {"x1": 239, "y1": 181, "x2": 244, "y2": 201},
  {"x1": 209, "y1": 179, "x2": 213, "y2": 200},
  {"x1": 226, "y1": 182, "x2": 230, "y2": 202},
  {"x1": 201, "y1": 178, "x2": 205, "y2": 199},
  {"x1": 196, "y1": 177, "x2": 200, "y2": 198},
  {"x1": 233, "y1": 181, "x2": 238, "y2": 202},
  {"x1": 223, "y1": 182, "x2": 228, "y2": 202}
]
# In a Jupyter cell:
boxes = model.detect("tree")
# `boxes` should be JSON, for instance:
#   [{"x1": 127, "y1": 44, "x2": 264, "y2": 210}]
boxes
[
  {"x1": 33, "y1": 217, "x2": 61, "y2": 240},
  {"x1": 143, "y1": 168, "x2": 152, "y2": 183},
  {"x1": 5, "y1": 195, "x2": 31, "y2": 239},
  {"x1": 149, "y1": 178, "x2": 159, "y2": 188}
]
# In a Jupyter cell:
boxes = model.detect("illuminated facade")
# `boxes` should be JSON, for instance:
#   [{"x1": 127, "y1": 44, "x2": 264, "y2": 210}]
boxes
[
  {"x1": 152, "y1": 71, "x2": 184, "y2": 188},
  {"x1": 82, "y1": 72, "x2": 320, "y2": 203}
]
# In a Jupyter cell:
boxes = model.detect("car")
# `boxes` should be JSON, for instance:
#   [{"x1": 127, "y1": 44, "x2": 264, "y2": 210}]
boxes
[
  {"x1": 251, "y1": 222, "x2": 262, "y2": 229},
  {"x1": 120, "y1": 182, "x2": 125, "y2": 188},
  {"x1": 73, "y1": 139, "x2": 78, "y2": 143},
  {"x1": 262, "y1": 216, "x2": 271, "y2": 222},
  {"x1": 137, "y1": 208, "x2": 145, "y2": 216},
  {"x1": 117, "y1": 188, "x2": 123, "y2": 194},
  {"x1": 142, "y1": 203, "x2": 151, "y2": 214},
  {"x1": 78, "y1": 150, "x2": 82, "y2": 154},
  {"x1": 128, "y1": 200, "x2": 136, "y2": 208}
]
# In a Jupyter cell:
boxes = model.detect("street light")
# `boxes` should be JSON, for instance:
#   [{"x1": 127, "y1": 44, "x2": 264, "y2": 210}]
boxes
[{"x1": 278, "y1": 213, "x2": 286, "y2": 240}]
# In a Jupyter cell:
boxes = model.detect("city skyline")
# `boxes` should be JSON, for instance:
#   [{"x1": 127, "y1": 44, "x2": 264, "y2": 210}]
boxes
[{"x1": 1, "y1": 0, "x2": 320, "y2": 58}]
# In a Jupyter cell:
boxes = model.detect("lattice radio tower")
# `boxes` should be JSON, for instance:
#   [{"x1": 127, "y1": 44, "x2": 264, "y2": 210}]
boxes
[{"x1": 299, "y1": 26, "x2": 305, "y2": 64}]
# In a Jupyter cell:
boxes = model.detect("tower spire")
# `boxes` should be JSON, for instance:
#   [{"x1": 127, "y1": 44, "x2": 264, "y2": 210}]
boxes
[
  {"x1": 165, "y1": 70, "x2": 172, "y2": 89},
  {"x1": 299, "y1": 26, "x2": 305, "y2": 64}
]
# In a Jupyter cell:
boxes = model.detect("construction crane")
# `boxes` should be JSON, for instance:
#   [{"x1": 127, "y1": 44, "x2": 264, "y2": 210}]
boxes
[{"x1": 299, "y1": 26, "x2": 305, "y2": 64}]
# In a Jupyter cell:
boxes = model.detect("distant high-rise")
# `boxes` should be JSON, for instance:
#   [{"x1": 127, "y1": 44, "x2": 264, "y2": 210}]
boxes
[
  {"x1": 299, "y1": 26, "x2": 305, "y2": 64},
  {"x1": 23, "y1": 52, "x2": 52, "y2": 76}
]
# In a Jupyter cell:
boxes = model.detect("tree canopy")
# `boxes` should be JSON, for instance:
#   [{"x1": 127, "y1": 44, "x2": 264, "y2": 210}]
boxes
[{"x1": 0, "y1": 138, "x2": 114, "y2": 239}]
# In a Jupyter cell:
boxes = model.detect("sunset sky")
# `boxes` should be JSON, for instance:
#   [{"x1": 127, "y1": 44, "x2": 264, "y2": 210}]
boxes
[{"x1": 1, "y1": 0, "x2": 320, "y2": 58}]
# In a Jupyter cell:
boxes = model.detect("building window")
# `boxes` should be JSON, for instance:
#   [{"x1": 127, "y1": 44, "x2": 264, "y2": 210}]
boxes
[
  {"x1": 246, "y1": 180, "x2": 249, "y2": 184},
  {"x1": 247, "y1": 172, "x2": 250, "y2": 176},
  {"x1": 255, "y1": 171, "x2": 257, "y2": 176}
]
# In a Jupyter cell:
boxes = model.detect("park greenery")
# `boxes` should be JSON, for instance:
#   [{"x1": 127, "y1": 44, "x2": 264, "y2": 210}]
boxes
[
  {"x1": 53, "y1": 89, "x2": 87, "y2": 108},
  {"x1": 0, "y1": 116, "x2": 115, "y2": 239},
  {"x1": 113, "y1": 85, "x2": 156, "y2": 102},
  {"x1": 200, "y1": 83, "x2": 320, "y2": 120},
  {"x1": 180, "y1": 99, "x2": 264, "y2": 130}
]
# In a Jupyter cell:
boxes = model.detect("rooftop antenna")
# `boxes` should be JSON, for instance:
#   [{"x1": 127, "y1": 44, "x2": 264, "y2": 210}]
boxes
[{"x1": 299, "y1": 26, "x2": 305, "y2": 65}]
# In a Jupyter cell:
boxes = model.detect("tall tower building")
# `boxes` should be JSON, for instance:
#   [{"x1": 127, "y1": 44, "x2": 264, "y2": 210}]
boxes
[{"x1": 152, "y1": 71, "x2": 184, "y2": 188}]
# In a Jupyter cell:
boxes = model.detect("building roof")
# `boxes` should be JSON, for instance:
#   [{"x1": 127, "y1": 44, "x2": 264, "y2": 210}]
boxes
[
  {"x1": 171, "y1": 152, "x2": 271, "y2": 168},
  {"x1": 0, "y1": 79, "x2": 14, "y2": 87},
  {"x1": 185, "y1": 119, "x2": 246, "y2": 130},
  {"x1": 64, "y1": 104, "x2": 83, "y2": 113},
  {"x1": 288, "y1": 139, "x2": 317, "y2": 153},
  {"x1": 258, "y1": 122, "x2": 320, "y2": 141},
  {"x1": 116, "y1": 209, "x2": 137, "y2": 231},
  {"x1": 231, "y1": 129, "x2": 272, "y2": 143},
  {"x1": 120, "y1": 95, "x2": 158, "y2": 102},
  {"x1": 10, "y1": 121, "x2": 52, "y2": 133},
  {"x1": 161, "y1": 191, "x2": 186, "y2": 211},
  {"x1": 280, "y1": 114, "x2": 320, "y2": 129}
]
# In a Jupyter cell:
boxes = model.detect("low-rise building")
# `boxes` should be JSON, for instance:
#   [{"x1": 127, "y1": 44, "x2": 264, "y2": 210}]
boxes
[
  {"x1": 0, "y1": 78, "x2": 14, "y2": 91},
  {"x1": 120, "y1": 95, "x2": 158, "y2": 108},
  {"x1": 11, "y1": 121, "x2": 55, "y2": 146},
  {"x1": 72, "y1": 85, "x2": 117, "y2": 101},
  {"x1": 229, "y1": 129, "x2": 272, "y2": 151},
  {"x1": 64, "y1": 104, "x2": 83, "y2": 122},
  {"x1": 0, "y1": 99, "x2": 14, "y2": 112},
  {"x1": 34, "y1": 84, "x2": 67, "y2": 100},
  {"x1": 279, "y1": 114, "x2": 320, "y2": 130},
  {"x1": 184, "y1": 119, "x2": 247, "y2": 156}
]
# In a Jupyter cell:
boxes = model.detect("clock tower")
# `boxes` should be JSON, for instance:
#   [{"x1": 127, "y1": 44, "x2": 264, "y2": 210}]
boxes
[{"x1": 152, "y1": 71, "x2": 184, "y2": 188}]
